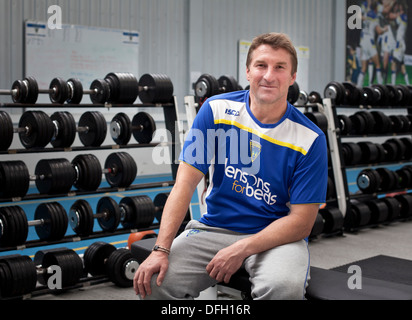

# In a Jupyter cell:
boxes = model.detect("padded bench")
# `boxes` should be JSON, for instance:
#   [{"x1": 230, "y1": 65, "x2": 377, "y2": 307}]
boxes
[{"x1": 130, "y1": 237, "x2": 412, "y2": 300}]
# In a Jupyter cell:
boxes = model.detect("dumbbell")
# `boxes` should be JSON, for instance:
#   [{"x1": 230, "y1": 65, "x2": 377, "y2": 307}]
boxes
[
  {"x1": 345, "y1": 200, "x2": 372, "y2": 231},
  {"x1": 0, "y1": 110, "x2": 54, "y2": 150},
  {"x1": 0, "y1": 247, "x2": 84, "y2": 298},
  {"x1": 119, "y1": 193, "x2": 170, "y2": 229},
  {"x1": 297, "y1": 90, "x2": 322, "y2": 105},
  {"x1": 0, "y1": 76, "x2": 79, "y2": 105},
  {"x1": 0, "y1": 158, "x2": 76, "y2": 197},
  {"x1": 86, "y1": 73, "x2": 174, "y2": 105},
  {"x1": 0, "y1": 152, "x2": 137, "y2": 198},
  {"x1": 83, "y1": 241, "x2": 139, "y2": 287},
  {"x1": 72, "y1": 152, "x2": 137, "y2": 191},
  {"x1": 287, "y1": 82, "x2": 300, "y2": 104},
  {"x1": 384, "y1": 84, "x2": 412, "y2": 106},
  {"x1": 0, "y1": 76, "x2": 39, "y2": 104},
  {"x1": 357, "y1": 167, "x2": 404, "y2": 194},
  {"x1": 304, "y1": 111, "x2": 328, "y2": 133},
  {"x1": 50, "y1": 111, "x2": 107, "y2": 148},
  {"x1": 110, "y1": 112, "x2": 156, "y2": 145},
  {"x1": 310, "y1": 207, "x2": 344, "y2": 238},
  {"x1": 0, "y1": 202, "x2": 68, "y2": 247},
  {"x1": 394, "y1": 193, "x2": 412, "y2": 219},
  {"x1": 348, "y1": 111, "x2": 375, "y2": 135},
  {"x1": 324, "y1": 81, "x2": 361, "y2": 105},
  {"x1": 193, "y1": 74, "x2": 239, "y2": 99},
  {"x1": 69, "y1": 197, "x2": 121, "y2": 236}
]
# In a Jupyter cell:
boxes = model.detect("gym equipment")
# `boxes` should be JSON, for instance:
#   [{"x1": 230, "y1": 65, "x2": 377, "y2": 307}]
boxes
[
  {"x1": 84, "y1": 241, "x2": 139, "y2": 287},
  {"x1": 0, "y1": 73, "x2": 174, "y2": 105},
  {"x1": 193, "y1": 74, "x2": 240, "y2": 99},
  {"x1": 110, "y1": 112, "x2": 156, "y2": 145},
  {"x1": 127, "y1": 230, "x2": 157, "y2": 249},
  {"x1": 287, "y1": 82, "x2": 300, "y2": 104},
  {"x1": 0, "y1": 109, "x2": 107, "y2": 150},
  {"x1": 69, "y1": 197, "x2": 121, "y2": 236},
  {"x1": 297, "y1": 90, "x2": 322, "y2": 105},
  {"x1": 0, "y1": 110, "x2": 54, "y2": 150},
  {"x1": 59, "y1": 111, "x2": 107, "y2": 148},
  {"x1": 324, "y1": 81, "x2": 361, "y2": 105},
  {"x1": 0, "y1": 152, "x2": 137, "y2": 198},
  {"x1": 119, "y1": 193, "x2": 170, "y2": 229},
  {"x1": 0, "y1": 202, "x2": 68, "y2": 247}
]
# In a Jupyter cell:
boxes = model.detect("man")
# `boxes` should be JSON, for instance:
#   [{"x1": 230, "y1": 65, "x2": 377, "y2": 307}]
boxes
[{"x1": 133, "y1": 32, "x2": 328, "y2": 300}]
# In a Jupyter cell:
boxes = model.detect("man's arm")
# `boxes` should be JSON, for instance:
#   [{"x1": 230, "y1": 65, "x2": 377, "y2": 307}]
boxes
[
  {"x1": 206, "y1": 203, "x2": 319, "y2": 283},
  {"x1": 133, "y1": 162, "x2": 204, "y2": 298}
]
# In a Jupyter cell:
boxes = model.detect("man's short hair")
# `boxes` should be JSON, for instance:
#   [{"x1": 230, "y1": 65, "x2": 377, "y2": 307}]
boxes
[{"x1": 246, "y1": 32, "x2": 298, "y2": 75}]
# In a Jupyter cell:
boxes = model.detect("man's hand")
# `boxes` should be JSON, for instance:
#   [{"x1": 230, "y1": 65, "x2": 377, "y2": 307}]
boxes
[
  {"x1": 206, "y1": 243, "x2": 246, "y2": 284},
  {"x1": 133, "y1": 251, "x2": 169, "y2": 298}
]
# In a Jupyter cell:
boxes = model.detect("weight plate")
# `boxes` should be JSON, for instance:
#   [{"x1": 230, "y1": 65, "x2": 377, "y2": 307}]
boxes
[
  {"x1": 96, "y1": 197, "x2": 120, "y2": 232},
  {"x1": 194, "y1": 74, "x2": 220, "y2": 99},
  {"x1": 50, "y1": 111, "x2": 77, "y2": 148},
  {"x1": 319, "y1": 207, "x2": 344, "y2": 234},
  {"x1": 382, "y1": 197, "x2": 401, "y2": 222},
  {"x1": 324, "y1": 81, "x2": 345, "y2": 105},
  {"x1": 90, "y1": 78, "x2": 110, "y2": 104},
  {"x1": 34, "y1": 202, "x2": 68, "y2": 241},
  {"x1": 287, "y1": 82, "x2": 300, "y2": 104},
  {"x1": 0, "y1": 206, "x2": 28, "y2": 247},
  {"x1": 24, "y1": 76, "x2": 39, "y2": 104},
  {"x1": 49, "y1": 77, "x2": 69, "y2": 104},
  {"x1": 18, "y1": 111, "x2": 54, "y2": 149},
  {"x1": 358, "y1": 141, "x2": 379, "y2": 164},
  {"x1": 357, "y1": 169, "x2": 381, "y2": 193},
  {"x1": 337, "y1": 115, "x2": 353, "y2": 135},
  {"x1": 0, "y1": 111, "x2": 13, "y2": 151},
  {"x1": 342, "y1": 82, "x2": 361, "y2": 105},
  {"x1": 120, "y1": 195, "x2": 155, "y2": 229},
  {"x1": 104, "y1": 152, "x2": 137, "y2": 188},
  {"x1": 105, "y1": 248, "x2": 138, "y2": 287},
  {"x1": 0, "y1": 255, "x2": 36, "y2": 297},
  {"x1": 66, "y1": 78, "x2": 84, "y2": 104},
  {"x1": 366, "y1": 199, "x2": 389, "y2": 225},
  {"x1": 42, "y1": 249, "x2": 83, "y2": 288},
  {"x1": 304, "y1": 112, "x2": 328, "y2": 133},
  {"x1": 110, "y1": 113, "x2": 132, "y2": 145},
  {"x1": 69, "y1": 199, "x2": 94, "y2": 236},
  {"x1": 35, "y1": 159, "x2": 75, "y2": 194},
  {"x1": 372, "y1": 84, "x2": 390, "y2": 106},
  {"x1": 105, "y1": 72, "x2": 139, "y2": 104},
  {"x1": 310, "y1": 213, "x2": 324, "y2": 237},
  {"x1": 78, "y1": 111, "x2": 107, "y2": 147},
  {"x1": 218, "y1": 75, "x2": 238, "y2": 93},
  {"x1": 0, "y1": 160, "x2": 30, "y2": 198},
  {"x1": 395, "y1": 194, "x2": 412, "y2": 219},
  {"x1": 132, "y1": 112, "x2": 156, "y2": 144},
  {"x1": 84, "y1": 241, "x2": 116, "y2": 276},
  {"x1": 138, "y1": 73, "x2": 174, "y2": 104},
  {"x1": 11, "y1": 80, "x2": 28, "y2": 103},
  {"x1": 370, "y1": 111, "x2": 392, "y2": 134},
  {"x1": 153, "y1": 192, "x2": 169, "y2": 223},
  {"x1": 72, "y1": 154, "x2": 102, "y2": 191}
]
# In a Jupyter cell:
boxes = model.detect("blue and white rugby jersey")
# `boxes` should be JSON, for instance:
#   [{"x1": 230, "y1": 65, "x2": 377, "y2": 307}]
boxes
[{"x1": 180, "y1": 90, "x2": 328, "y2": 234}]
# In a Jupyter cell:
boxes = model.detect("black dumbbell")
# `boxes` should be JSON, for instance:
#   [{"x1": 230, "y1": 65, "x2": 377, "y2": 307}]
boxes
[
  {"x1": 110, "y1": 112, "x2": 156, "y2": 145},
  {"x1": 0, "y1": 110, "x2": 54, "y2": 150},
  {"x1": 69, "y1": 197, "x2": 121, "y2": 236},
  {"x1": 72, "y1": 152, "x2": 137, "y2": 191},
  {"x1": 0, "y1": 76, "x2": 39, "y2": 104},
  {"x1": 119, "y1": 193, "x2": 171, "y2": 229},
  {"x1": 50, "y1": 111, "x2": 107, "y2": 148},
  {"x1": 84, "y1": 242, "x2": 139, "y2": 288},
  {"x1": 85, "y1": 73, "x2": 174, "y2": 105},
  {"x1": 324, "y1": 81, "x2": 361, "y2": 105},
  {"x1": 0, "y1": 76, "x2": 79, "y2": 104},
  {"x1": 287, "y1": 82, "x2": 300, "y2": 104},
  {"x1": 0, "y1": 255, "x2": 37, "y2": 297},
  {"x1": 0, "y1": 202, "x2": 68, "y2": 247},
  {"x1": 0, "y1": 158, "x2": 76, "y2": 197},
  {"x1": 193, "y1": 74, "x2": 239, "y2": 99},
  {"x1": 304, "y1": 112, "x2": 328, "y2": 133},
  {"x1": 297, "y1": 90, "x2": 322, "y2": 105}
]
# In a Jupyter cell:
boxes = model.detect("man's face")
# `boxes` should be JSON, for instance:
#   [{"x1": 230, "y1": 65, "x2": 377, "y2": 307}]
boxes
[{"x1": 246, "y1": 44, "x2": 296, "y2": 106}]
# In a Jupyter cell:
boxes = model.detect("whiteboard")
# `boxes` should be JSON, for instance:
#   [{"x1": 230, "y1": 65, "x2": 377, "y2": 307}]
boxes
[
  {"x1": 24, "y1": 20, "x2": 139, "y2": 104},
  {"x1": 237, "y1": 40, "x2": 310, "y2": 93}
]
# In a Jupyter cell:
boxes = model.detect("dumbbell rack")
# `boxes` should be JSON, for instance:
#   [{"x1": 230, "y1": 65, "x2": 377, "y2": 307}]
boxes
[
  {"x1": 0, "y1": 97, "x2": 184, "y2": 253},
  {"x1": 325, "y1": 98, "x2": 412, "y2": 232}
]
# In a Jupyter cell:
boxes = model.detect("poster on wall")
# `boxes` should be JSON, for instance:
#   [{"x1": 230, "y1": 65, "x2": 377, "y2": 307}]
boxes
[{"x1": 346, "y1": 0, "x2": 412, "y2": 87}]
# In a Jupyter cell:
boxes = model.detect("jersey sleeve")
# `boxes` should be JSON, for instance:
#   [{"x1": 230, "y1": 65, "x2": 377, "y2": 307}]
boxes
[
  {"x1": 179, "y1": 101, "x2": 216, "y2": 175},
  {"x1": 289, "y1": 133, "x2": 328, "y2": 205}
]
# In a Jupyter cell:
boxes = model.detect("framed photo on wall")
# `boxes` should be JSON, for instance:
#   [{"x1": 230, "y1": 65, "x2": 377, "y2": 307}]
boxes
[{"x1": 346, "y1": 0, "x2": 412, "y2": 86}]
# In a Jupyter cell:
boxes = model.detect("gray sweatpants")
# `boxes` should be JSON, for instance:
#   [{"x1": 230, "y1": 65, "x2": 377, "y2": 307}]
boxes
[{"x1": 144, "y1": 220, "x2": 310, "y2": 300}]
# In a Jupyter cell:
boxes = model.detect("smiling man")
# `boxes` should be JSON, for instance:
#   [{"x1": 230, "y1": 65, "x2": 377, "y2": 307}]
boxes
[{"x1": 133, "y1": 32, "x2": 328, "y2": 300}]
